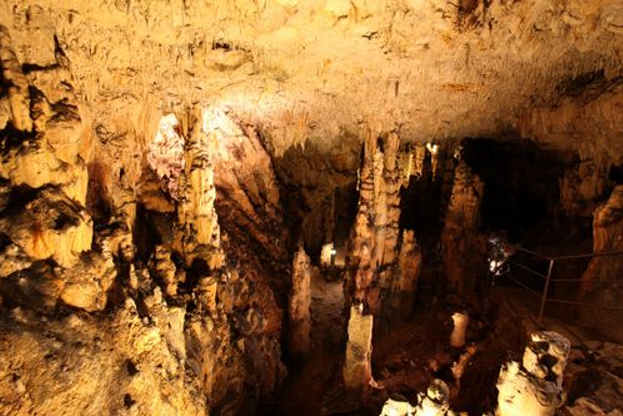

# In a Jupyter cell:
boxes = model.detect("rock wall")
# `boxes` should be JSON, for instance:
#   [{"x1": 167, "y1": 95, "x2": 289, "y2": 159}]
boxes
[
  {"x1": 579, "y1": 185, "x2": 623, "y2": 342},
  {"x1": 0, "y1": 33, "x2": 288, "y2": 413}
]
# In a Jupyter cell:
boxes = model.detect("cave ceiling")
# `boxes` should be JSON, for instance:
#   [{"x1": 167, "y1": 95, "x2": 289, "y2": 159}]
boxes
[{"x1": 0, "y1": 0, "x2": 621, "y2": 153}]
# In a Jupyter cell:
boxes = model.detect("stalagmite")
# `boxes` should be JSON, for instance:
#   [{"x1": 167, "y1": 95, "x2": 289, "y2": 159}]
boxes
[
  {"x1": 426, "y1": 143, "x2": 440, "y2": 181},
  {"x1": 320, "y1": 242, "x2": 335, "y2": 267},
  {"x1": 343, "y1": 304, "x2": 374, "y2": 389},
  {"x1": 346, "y1": 130, "x2": 402, "y2": 313},
  {"x1": 176, "y1": 109, "x2": 222, "y2": 266},
  {"x1": 441, "y1": 161, "x2": 485, "y2": 295},
  {"x1": 496, "y1": 331, "x2": 570, "y2": 416},
  {"x1": 450, "y1": 312, "x2": 469, "y2": 348},
  {"x1": 289, "y1": 245, "x2": 312, "y2": 356},
  {"x1": 393, "y1": 229, "x2": 422, "y2": 293}
]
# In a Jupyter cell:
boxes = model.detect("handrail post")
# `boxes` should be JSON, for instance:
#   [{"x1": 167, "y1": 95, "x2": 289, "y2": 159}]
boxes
[{"x1": 538, "y1": 259, "x2": 555, "y2": 326}]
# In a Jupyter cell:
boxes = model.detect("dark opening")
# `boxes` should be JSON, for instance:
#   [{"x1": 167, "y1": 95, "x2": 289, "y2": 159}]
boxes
[{"x1": 461, "y1": 138, "x2": 566, "y2": 242}]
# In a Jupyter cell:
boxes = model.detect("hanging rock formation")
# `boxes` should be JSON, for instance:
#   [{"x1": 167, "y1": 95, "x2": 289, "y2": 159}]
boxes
[
  {"x1": 0, "y1": 48, "x2": 288, "y2": 412},
  {"x1": 346, "y1": 130, "x2": 402, "y2": 313}
]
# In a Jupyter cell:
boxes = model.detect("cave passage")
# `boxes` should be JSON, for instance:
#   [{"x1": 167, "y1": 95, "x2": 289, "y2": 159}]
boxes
[{"x1": 461, "y1": 137, "x2": 567, "y2": 242}]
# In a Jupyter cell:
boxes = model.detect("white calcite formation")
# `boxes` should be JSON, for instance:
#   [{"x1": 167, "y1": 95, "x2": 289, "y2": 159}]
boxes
[
  {"x1": 146, "y1": 114, "x2": 186, "y2": 199},
  {"x1": 320, "y1": 242, "x2": 335, "y2": 267},
  {"x1": 380, "y1": 379, "x2": 455, "y2": 416},
  {"x1": 496, "y1": 331, "x2": 570, "y2": 416}
]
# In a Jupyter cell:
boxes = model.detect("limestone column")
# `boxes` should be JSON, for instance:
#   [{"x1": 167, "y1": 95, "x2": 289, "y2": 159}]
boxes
[
  {"x1": 176, "y1": 108, "x2": 222, "y2": 267},
  {"x1": 343, "y1": 304, "x2": 374, "y2": 389},
  {"x1": 345, "y1": 130, "x2": 403, "y2": 312},
  {"x1": 441, "y1": 161, "x2": 484, "y2": 295},
  {"x1": 289, "y1": 246, "x2": 312, "y2": 356}
]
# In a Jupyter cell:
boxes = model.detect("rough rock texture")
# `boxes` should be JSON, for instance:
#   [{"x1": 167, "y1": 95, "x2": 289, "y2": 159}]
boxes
[
  {"x1": 0, "y1": 187, "x2": 93, "y2": 268},
  {"x1": 441, "y1": 160, "x2": 486, "y2": 295},
  {"x1": 579, "y1": 185, "x2": 623, "y2": 342},
  {"x1": 210, "y1": 110, "x2": 288, "y2": 268},
  {"x1": 562, "y1": 341, "x2": 623, "y2": 416},
  {"x1": 346, "y1": 131, "x2": 401, "y2": 312},
  {"x1": 0, "y1": 296, "x2": 207, "y2": 416},
  {"x1": 0, "y1": 0, "x2": 619, "y2": 154},
  {"x1": 450, "y1": 312, "x2": 469, "y2": 349},
  {"x1": 343, "y1": 304, "x2": 374, "y2": 390},
  {"x1": 391, "y1": 229, "x2": 422, "y2": 294},
  {"x1": 0, "y1": 63, "x2": 288, "y2": 414},
  {"x1": 379, "y1": 379, "x2": 454, "y2": 416},
  {"x1": 496, "y1": 331, "x2": 570, "y2": 416},
  {"x1": 289, "y1": 245, "x2": 312, "y2": 356}
]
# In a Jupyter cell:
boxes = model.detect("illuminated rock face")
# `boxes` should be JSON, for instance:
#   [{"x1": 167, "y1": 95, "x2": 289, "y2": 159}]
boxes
[
  {"x1": 0, "y1": 68, "x2": 287, "y2": 414},
  {"x1": 346, "y1": 131, "x2": 402, "y2": 312},
  {"x1": 496, "y1": 331, "x2": 570, "y2": 416},
  {"x1": 343, "y1": 305, "x2": 374, "y2": 390},
  {"x1": 289, "y1": 245, "x2": 312, "y2": 356},
  {"x1": 0, "y1": 1, "x2": 621, "y2": 414},
  {"x1": 379, "y1": 379, "x2": 452, "y2": 416}
]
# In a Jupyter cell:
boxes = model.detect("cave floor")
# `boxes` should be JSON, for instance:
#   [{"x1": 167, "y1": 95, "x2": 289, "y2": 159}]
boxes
[
  {"x1": 495, "y1": 285, "x2": 616, "y2": 345},
  {"x1": 261, "y1": 267, "x2": 347, "y2": 415}
]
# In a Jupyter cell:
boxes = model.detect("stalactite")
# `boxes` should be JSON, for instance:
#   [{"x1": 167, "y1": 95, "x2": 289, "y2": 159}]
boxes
[{"x1": 346, "y1": 130, "x2": 403, "y2": 313}]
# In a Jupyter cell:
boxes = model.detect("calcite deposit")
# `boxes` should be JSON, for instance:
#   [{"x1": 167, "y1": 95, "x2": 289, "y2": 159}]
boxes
[
  {"x1": 343, "y1": 304, "x2": 374, "y2": 390},
  {"x1": 441, "y1": 161, "x2": 486, "y2": 295},
  {"x1": 0, "y1": 0, "x2": 621, "y2": 414},
  {"x1": 289, "y1": 245, "x2": 312, "y2": 356},
  {"x1": 496, "y1": 331, "x2": 570, "y2": 416}
]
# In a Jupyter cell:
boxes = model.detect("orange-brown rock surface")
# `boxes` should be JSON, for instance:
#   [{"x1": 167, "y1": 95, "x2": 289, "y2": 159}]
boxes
[
  {"x1": 288, "y1": 245, "x2": 312, "y2": 356},
  {"x1": 441, "y1": 160, "x2": 486, "y2": 295}
]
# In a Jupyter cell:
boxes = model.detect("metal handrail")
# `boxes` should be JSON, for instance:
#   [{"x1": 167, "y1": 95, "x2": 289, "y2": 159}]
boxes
[{"x1": 506, "y1": 246, "x2": 623, "y2": 325}]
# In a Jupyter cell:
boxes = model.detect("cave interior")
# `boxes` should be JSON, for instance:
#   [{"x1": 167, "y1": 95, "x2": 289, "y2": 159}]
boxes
[{"x1": 0, "y1": 1, "x2": 622, "y2": 416}]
